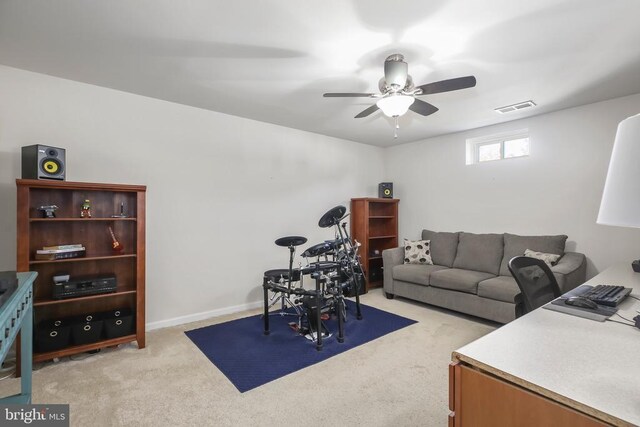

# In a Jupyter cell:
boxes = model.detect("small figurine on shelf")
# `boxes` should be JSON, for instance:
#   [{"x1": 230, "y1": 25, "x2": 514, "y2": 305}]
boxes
[
  {"x1": 80, "y1": 199, "x2": 92, "y2": 218},
  {"x1": 38, "y1": 205, "x2": 58, "y2": 218}
]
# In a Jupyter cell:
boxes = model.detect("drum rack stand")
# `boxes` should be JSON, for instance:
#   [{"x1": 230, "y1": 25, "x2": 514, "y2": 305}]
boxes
[{"x1": 262, "y1": 205, "x2": 363, "y2": 351}]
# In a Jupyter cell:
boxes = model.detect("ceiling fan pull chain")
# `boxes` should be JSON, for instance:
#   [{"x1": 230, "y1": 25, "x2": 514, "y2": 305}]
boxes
[{"x1": 394, "y1": 116, "x2": 399, "y2": 139}]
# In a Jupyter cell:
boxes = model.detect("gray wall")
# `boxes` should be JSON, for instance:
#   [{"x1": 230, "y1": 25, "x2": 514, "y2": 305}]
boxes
[
  {"x1": 0, "y1": 65, "x2": 385, "y2": 328},
  {"x1": 2, "y1": 63, "x2": 639, "y2": 327}
]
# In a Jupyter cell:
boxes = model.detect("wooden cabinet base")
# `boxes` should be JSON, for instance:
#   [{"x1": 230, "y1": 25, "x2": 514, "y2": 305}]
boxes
[
  {"x1": 33, "y1": 335, "x2": 138, "y2": 363},
  {"x1": 449, "y1": 363, "x2": 607, "y2": 427}
]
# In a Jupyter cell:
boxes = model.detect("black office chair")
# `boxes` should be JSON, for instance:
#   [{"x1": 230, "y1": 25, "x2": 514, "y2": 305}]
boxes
[{"x1": 508, "y1": 256, "x2": 561, "y2": 318}]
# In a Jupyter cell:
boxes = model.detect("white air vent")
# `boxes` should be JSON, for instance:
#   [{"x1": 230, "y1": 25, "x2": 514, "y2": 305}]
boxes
[{"x1": 495, "y1": 100, "x2": 536, "y2": 114}]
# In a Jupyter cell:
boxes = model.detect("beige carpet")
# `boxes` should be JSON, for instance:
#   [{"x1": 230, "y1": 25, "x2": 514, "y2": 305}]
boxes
[{"x1": 0, "y1": 290, "x2": 496, "y2": 426}]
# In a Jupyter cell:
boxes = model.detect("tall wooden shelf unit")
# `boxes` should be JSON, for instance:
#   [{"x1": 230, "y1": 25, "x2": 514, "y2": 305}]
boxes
[
  {"x1": 16, "y1": 179, "x2": 146, "y2": 362},
  {"x1": 350, "y1": 198, "x2": 399, "y2": 290}
]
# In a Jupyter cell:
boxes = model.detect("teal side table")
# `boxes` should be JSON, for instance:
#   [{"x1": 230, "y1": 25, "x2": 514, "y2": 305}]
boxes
[{"x1": 0, "y1": 271, "x2": 36, "y2": 404}]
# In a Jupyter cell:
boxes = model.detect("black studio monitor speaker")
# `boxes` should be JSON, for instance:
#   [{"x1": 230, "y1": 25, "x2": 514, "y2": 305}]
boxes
[
  {"x1": 378, "y1": 182, "x2": 393, "y2": 198},
  {"x1": 22, "y1": 144, "x2": 66, "y2": 181}
]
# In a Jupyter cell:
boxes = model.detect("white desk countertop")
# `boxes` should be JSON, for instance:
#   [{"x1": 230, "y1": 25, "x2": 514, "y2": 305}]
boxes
[{"x1": 453, "y1": 263, "x2": 640, "y2": 426}]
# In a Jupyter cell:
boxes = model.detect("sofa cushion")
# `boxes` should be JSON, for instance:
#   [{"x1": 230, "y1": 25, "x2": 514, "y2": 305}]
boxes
[
  {"x1": 430, "y1": 268, "x2": 495, "y2": 294},
  {"x1": 499, "y1": 233, "x2": 567, "y2": 276},
  {"x1": 403, "y1": 239, "x2": 433, "y2": 265},
  {"x1": 421, "y1": 230, "x2": 459, "y2": 267},
  {"x1": 452, "y1": 232, "x2": 504, "y2": 275},
  {"x1": 477, "y1": 276, "x2": 521, "y2": 303},
  {"x1": 393, "y1": 264, "x2": 448, "y2": 286}
]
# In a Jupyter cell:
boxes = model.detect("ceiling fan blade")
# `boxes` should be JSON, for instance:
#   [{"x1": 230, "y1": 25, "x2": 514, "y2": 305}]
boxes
[
  {"x1": 416, "y1": 76, "x2": 476, "y2": 95},
  {"x1": 323, "y1": 93, "x2": 375, "y2": 97},
  {"x1": 355, "y1": 104, "x2": 379, "y2": 118},
  {"x1": 409, "y1": 99, "x2": 439, "y2": 116}
]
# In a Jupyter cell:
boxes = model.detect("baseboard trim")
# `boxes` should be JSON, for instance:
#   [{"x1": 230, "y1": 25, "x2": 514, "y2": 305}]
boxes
[{"x1": 146, "y1": 300, "x2": 263, "y2": 331}]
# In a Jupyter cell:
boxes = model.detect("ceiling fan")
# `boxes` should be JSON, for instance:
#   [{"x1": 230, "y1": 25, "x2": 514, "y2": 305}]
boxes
[{"x1": 323, "y1": 54, "x2": 476, "y2": 137}]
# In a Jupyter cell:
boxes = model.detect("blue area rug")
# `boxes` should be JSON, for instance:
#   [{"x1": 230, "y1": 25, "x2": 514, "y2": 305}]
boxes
[{"x1": 185, "y1": 300, "x2": 417, "y2": 392}]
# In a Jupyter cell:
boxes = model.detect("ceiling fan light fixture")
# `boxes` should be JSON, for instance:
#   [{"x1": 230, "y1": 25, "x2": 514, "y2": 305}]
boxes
[{"x1": 376, "y1": 94, "x2": 415, "y2": 117}]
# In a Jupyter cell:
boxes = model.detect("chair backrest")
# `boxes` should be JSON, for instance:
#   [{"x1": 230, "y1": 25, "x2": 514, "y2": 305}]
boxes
[{"x1": 508, "y1": 256, "x2": 561, "y2": 316}]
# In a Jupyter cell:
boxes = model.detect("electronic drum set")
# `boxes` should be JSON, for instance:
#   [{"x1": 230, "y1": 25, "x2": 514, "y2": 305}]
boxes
[{"x1": 262, "y1": 205, "x2": 365, "y2": 350}]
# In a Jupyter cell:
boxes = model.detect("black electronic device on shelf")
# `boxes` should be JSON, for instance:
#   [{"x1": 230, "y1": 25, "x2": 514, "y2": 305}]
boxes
[
  {"x1": 21, "y1": 144, "x2": 66, "y2": 180},
  {"x1": 52, "y1": 275, "x2": 117, "y2": 300},
  {"x1": 378, "y1": 182, "x2": 393, "y2": 198}
]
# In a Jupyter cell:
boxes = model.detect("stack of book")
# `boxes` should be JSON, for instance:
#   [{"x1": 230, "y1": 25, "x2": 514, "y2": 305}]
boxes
[{"x1": 35, "y1": 244, "x2": 86, "y2": 261}]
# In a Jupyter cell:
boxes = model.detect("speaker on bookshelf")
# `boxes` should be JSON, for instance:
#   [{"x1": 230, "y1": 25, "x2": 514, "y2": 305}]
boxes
[
  {"x1": 21, "y1": 144, "x2": 66, "y2": 181},
  {"x1": 378, "y1": 182, "x2": 393, "y2": 198}
]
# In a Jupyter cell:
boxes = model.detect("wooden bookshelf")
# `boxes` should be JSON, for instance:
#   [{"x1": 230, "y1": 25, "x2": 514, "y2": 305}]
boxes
[
  {"x1": 350, "y1": 198, "x2": 399, "y2": 290},
  {"x1": 16, "y1": 179, "x2": 146, "y2": 363}
]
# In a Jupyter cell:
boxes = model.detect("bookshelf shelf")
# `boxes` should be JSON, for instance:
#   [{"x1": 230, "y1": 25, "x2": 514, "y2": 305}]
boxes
[
  {"x1": 29, "y1": 254, "x2": 137, "y2": 265},
  {"x1": 34, "y1": 289, "x2": 137, "y2": 307},
  {"x1": 33, "y1": 335, "x2": 137, "y2": 363},
  {"x1": 30, "y1": 217, "x2": 137, "y2": 222}
]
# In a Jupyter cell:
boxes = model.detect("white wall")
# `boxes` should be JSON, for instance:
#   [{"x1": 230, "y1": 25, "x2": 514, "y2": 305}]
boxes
[
  {"x1": 0, "y1": 66, "x2": 385, "y2": 327},
  {"x1": 2, "y1": 63, "x2": 638, "y2": 327},
  {"x1": 385, "y1": 93, "x2": 640, "y2": 278}
]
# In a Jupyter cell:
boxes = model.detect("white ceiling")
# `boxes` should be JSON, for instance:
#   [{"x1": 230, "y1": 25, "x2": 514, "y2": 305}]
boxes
[{"x1": 1, "y1": 0, "x2": 639, "y2": 147}]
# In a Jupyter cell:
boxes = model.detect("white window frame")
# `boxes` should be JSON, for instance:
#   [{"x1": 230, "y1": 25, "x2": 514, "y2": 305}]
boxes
[{"x1": 465, "y1": 129, "x2": 530, "y2": 165}]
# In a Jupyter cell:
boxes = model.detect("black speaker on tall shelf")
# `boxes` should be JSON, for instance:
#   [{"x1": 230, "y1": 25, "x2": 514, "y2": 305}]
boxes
[
  {"x1": 21, "y1": 144, "x2": 66, "y2": 181},
  {"x1": 378, "y1": 182, "x2": 393, "y2": 198}
]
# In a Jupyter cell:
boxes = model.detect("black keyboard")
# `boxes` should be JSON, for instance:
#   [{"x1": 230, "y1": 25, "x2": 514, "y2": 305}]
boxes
[{"x1": 581, "y1": 285, "x2": 632, "y2": 307}]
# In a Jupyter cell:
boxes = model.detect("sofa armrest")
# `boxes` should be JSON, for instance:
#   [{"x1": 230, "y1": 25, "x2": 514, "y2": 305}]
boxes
[
  {"x1": 382, "y1": 247, "x2": 404, "y2": 294},
  {"x1": 551, "y1": 252, "x2": 587, "y2": 292}
]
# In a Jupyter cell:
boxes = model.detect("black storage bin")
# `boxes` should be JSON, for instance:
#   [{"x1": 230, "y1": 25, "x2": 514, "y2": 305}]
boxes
[
  {"x1": 35, "y1": 319, "x2": 71, "y2": 353},
  {"x1": 70, "y1": 314, "x2": 104, "y2": 345},
  {"x1": 101, "y1": 308, "x2": 134, "y2": 339}
]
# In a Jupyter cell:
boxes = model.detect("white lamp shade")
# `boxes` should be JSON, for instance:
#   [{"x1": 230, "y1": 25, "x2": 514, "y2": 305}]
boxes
[
  {"x1": 376, "y1": 95, "x2": 415, "y2": 117},
  {"x1": 597, "y1": 113, "x2": 640, "y2": 228}
]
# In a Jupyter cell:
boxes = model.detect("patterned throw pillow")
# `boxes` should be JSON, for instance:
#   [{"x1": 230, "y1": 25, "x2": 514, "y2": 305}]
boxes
[
  {"x1": 524, "y1": 249, "x2": 561, "y2": 267},
  {"x1": 404, "y1": 239, "x2": 433, "y2": 265}
]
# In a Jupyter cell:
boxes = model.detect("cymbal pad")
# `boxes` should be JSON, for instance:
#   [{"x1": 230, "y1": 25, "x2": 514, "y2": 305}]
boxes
[
  {"x1": 318, "y1": 205, "x2": 347, "y2": 228},
  {"x1": 274, "y1": 235, "x2": 308, "y2": 247}
]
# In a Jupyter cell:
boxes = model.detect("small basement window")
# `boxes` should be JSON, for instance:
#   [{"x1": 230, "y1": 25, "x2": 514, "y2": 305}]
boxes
[{"x1": 466, "y1": 130, "x2": 530, "y2": 165}]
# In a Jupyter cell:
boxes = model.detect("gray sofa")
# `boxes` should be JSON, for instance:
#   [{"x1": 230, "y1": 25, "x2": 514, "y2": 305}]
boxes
[{"x1": 382, "y1": 230, "x2": 587, "y2": 323}]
